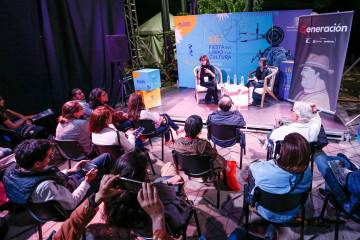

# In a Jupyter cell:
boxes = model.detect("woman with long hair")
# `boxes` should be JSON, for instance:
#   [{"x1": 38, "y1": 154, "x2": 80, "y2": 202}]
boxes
[
  {"x1": 248, "y1": 132, "x2": 312, "y2": 223},
  {"x1": 89, "y1": 106, "x2": 135, "y2": 152},
  {"x1": 196, "y1": 55, "x2": 218, "y2": 104},
  {"x1": 89, "y1": 88, "x2": 132, "y2": 131},
  {"x1": 127, "y1": 93, "x2": 182, "y2": 144},
  {"x1": 56, "y1": 101, "x2": 92, "y2": 155}
]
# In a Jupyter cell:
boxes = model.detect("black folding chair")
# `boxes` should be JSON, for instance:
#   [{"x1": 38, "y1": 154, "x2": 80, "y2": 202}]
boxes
[
  {"x1": 166, "y1": 200, "x2": 202, "y2": 239},
  {"x1": 318, "y1": 185, "x2": 360, "y2": 240},
  {"x1": 135, "y1": 119, "x2": 174, "y2": 162},
  {"x1": 242, "y1": 184, "x2": 309, "y2": 240},
  {"x1": 172, "y1": 150, "x2": 222, "y2": 208},
  {"x1": 54, "y1": 139, "x2": 87, "y2": 168},
  {"x1": 0, "y1": 125, "x2": 22, "y2": 149},
  {"x1": 7, "y1": 201, "x2": 69, "y2": 240},
  {"x1": 209, "y1": 123, "x2": 246, "y2": 169}
]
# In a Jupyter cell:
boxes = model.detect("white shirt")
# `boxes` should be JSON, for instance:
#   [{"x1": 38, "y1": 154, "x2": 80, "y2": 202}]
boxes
[
  {"x1": 269, "y1": 113, "x2": 321, "y2": 143},
  {"x1": 91, "y1": 124, "x2": 134, "y2": 152}
]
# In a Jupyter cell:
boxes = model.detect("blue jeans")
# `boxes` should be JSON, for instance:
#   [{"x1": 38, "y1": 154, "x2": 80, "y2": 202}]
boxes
[
  {"x1": 314, "y1": 152, "x2": 359, "y2": 213},
  {"x1": 69, "y1": 153, "x2": 113, "y2": 196},
  {"x1": 156, "y1": 114, "x2": 179, "y2": 141}
]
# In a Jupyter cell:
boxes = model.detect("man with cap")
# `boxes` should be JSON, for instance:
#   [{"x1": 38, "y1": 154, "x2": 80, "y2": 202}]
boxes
[{"x1": 294, "y1": 53, "x2": 333, "y2": 110}]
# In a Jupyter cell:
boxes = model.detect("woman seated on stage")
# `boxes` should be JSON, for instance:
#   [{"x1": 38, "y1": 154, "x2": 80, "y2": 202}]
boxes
[
  {"x1": 0, "y1": 96, "x2": 49, "y2": 139},
  {"x1": 89, "y1": 88, "x2": 132, "y2": 131},
  {"x1": 246, "y1": 57, "x2": 272, "y2": 105},
  {"x1": 174, "y1": 115, "x2": 226, "y2": 170},
  {"x1": 127, "y1": 93, "x2": 182, "y2": 144},
  {"x1": 90, "y1": 106, "x2": 135, "y2": 152},
  {"x1": 196, "y1": 55, "x2": 219, "y2": 104},
  {"x1": 247, "y1": 132, "x2": 312, "y2": 223},
  {"x1": 56, "y1": 101, "x2": 93, "y2": 155}
]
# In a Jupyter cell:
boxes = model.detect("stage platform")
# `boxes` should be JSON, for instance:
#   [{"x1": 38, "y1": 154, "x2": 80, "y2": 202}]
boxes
[{"x1": 153, "y1": 87, "x2": 346, "y2": 141}]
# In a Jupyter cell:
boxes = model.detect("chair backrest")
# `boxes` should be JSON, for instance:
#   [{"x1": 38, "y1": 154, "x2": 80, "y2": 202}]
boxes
[
  {"x1": 54, "y1": 139, "x2": 86, "y2": 161},
  {"x1": 27, "y1": 200, "x2": 69, "y2": 223},
  {"x1": 266, "y1": 66, "x2": 278, "y2": 89},
  {"x1": 253, "y1": 186, "x2": 309, "y2": 213},
  {"x1": 94, "y1": 144, "x2": 123, "y2": 160},
  {"x1": 134, "y1": 119, "x2": 156, "y2": 136},
  {"x1": 210, "y1": 124, "x2": 238, "y2": 142},
  {"x1": 172, "y1": 150, "x2": 213, "y2": 177},
  {"x1": 193, "y1": 65, "x2": 222, "y2": 84}
]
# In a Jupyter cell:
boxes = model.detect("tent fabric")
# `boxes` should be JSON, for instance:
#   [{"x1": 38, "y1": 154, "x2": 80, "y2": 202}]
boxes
[
  {"x1": 138, "y1": 12, "x2": 174, "y2": 35},
  {"x1": 138, "y1": 12, "x2": 174, "y2": 65}
]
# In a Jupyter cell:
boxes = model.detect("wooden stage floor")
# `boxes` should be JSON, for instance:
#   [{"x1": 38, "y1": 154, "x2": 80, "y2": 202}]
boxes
[{"x1": 152, "y1": 87, "x2": 346, "y2": 139}]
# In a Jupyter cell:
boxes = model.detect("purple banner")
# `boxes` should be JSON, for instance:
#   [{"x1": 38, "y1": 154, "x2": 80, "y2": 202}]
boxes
[{"x1": 289, "y1": 12, "x2": 353, "y2": 113}]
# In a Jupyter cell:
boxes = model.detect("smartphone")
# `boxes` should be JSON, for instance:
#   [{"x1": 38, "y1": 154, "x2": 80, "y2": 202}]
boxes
[
  {"x1": 114, "y1": 177, "x2": 143, "y2": 193},
  {"x1": 133, "y1": 126, "x2": 145, "y2": 139},
  {"x1": 82, "y1": 162, "x2": 97, "y2": 172}
]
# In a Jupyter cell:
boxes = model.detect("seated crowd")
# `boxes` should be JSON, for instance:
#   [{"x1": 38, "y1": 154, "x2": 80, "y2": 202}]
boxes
[{"x1": 0, "y1": 86, "x2": 359, "y2": 240}]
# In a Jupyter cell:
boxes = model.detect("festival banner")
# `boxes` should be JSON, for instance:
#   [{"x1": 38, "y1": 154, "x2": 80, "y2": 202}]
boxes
[
  {"x1": 174, "y1": 10, "x2": 311, "y2": 88},
  {"x1": 288, "y1": 12, "x2": 353, "y2": 113}
]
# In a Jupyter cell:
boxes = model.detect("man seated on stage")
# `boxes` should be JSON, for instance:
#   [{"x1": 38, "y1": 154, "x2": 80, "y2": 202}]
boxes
[
  {"x1": 246, "y1": 58, "x2": 272, "y2": 105},
  {"x1": 70, "y1": 88, "x2": 92, "y2": 119},
  {"x1": 269, "y1": 101, "x2": 321, "y2": 144},
  {"x1": 206, "y1": 95, "x2": 246, "y2": 147},
  {"x1": 3, "y1": 139, "x2": 113, "y2": 211},
  {"x1": 314, "y1": 151, "x2": 360, "y2": 216}
]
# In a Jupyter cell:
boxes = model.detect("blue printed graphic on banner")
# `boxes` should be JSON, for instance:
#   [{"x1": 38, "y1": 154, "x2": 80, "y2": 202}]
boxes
[{"x1": 175, "y1": 10, "x2": 312, "y2": 89}]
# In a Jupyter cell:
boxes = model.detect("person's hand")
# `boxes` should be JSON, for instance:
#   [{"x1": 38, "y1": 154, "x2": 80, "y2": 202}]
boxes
[
  {"x1": 94, "y1": 175, "x2": 123, "y2": 204},
  {"x1": 204, "y1": 68, "x2": 211, "y2": 74},
  {"x1": 85, "y1": 168, "x2": 98, "y2": 184},
  {"x1": 137, "y1": 183, "x2": 164, "y2": 220},
  {"x1": 310, "y1": 104, "x2": 318, "y2": 113},
  {"x1": 67, "y1": 160, "x2": 90, "y2": 174}
]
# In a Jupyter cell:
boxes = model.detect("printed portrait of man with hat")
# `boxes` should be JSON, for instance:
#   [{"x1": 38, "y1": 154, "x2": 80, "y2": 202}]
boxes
[{"x1": 294, "y1": 53, "x2": 334, "y2": 110}]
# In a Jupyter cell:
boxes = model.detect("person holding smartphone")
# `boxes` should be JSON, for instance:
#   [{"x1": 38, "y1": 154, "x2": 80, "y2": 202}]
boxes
[{"x1": 196, "y1": 55, "x2": 218, "y2": 104}]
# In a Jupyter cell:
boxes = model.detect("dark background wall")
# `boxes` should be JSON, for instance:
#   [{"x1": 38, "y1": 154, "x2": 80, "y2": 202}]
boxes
[
  {"x1": 0, "y1": 0, "x2": 126, "y2": 114},
  {"x1": 0, "y1": 0, "x2": 52, "y2": 114}
]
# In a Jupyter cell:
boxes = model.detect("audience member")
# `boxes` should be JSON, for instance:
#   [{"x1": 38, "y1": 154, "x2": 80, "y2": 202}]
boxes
[
  {"x1": 269, "y1": 101, "x2": 321, "y2": 144},
  {"x1": 86, "y1": 149, "x2": 189, "y2": 238},
  {"x1": 314, "y1": 151, "x2": 360, "y2": 216},
  {"x1": 89, "y1": 88, "x2": 131, "y2": 131},
  {"x1": 196, "y1": 55, "x2": 218, "y2": 104},
  {"x1": 56, "y1": 101, "x2": 93, "y2": 155},
  {"x1": 207, "y1": 95, "x2": 246, "y2": 147},
  {"x1": 51, "y1": 175, "x2": 174, "y2": 240},
  {"x1": 90, "y1": 106, "x2": 135, "y2": 152},
  {"x1": 174, "y1": 115, "x2": 226, "y2": 170},
  {"x1": 247, "y1": 58, "x2": 272, "y2": 105},
  {"x1": 127, "y1": 93, "x2": 182, "y2": 144},
  {"x1": 70, "y1": 88, "x2": 92, "y2": 119},
  {"x1": 0, "y1": 96, "x2": 49, "y2": 139},
  {"x1": 3, "y1": 139, "x2": 113, "y2": 210},
  {"x1": 248, "y1": 133, "x2": 312, "y2": 223}
]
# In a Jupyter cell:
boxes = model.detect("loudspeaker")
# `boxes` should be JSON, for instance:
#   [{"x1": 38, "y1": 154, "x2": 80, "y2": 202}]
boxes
[{"x1": 105, "y1": 34, "x2": 129, "y2": 63}]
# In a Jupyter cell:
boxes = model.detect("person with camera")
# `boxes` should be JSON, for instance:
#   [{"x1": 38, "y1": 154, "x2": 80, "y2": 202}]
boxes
[
  {"x1": 51, "y1": 175, "x2": 174, "y2": 240},
  {"x1": 196, "y1": 55, "x2": 218, "y2": 104},
  {"x1": 3, "y1": 139, "x2": 113, "y2": 211}
]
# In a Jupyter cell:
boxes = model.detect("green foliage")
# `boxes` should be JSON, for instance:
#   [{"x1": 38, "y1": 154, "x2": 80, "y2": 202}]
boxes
[{"x1": 197, "y1": 0, "x2": 264, "y2": 13}]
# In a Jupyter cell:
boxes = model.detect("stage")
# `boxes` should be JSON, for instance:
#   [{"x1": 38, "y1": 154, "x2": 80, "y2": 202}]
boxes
[{"x1": 151, "y1": 87, "x2": 346, "y2": 141}]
